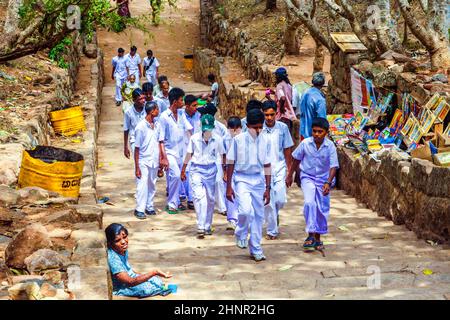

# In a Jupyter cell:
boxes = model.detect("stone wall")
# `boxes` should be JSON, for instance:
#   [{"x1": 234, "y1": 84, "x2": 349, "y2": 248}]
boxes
[
  {"x1": 337, "y1": 148, "x2": 450, "y2": 243},
  {"x1": 200, "y1": 4, "x2": 276, "y2": 87},
  {"x1": 327, "y1": 51, "x2": 367, "y2": 114},
  {"x1": 194, "y1": 47, "x2": 263, "y2": 120}
]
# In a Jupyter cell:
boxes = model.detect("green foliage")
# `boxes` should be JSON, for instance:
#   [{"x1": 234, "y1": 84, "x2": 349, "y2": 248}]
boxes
[
  {"x1": 16, "y1": 0, "x2": 157, "y2": 45},
  {"x1": 48, "y1": 37, "x2": 73, "y2": 69}
]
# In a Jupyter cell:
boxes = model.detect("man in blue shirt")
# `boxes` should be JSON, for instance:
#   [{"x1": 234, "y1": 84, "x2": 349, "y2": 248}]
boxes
[{"x1": 299, "y1": 72, "x2": 327, "y2": 139}]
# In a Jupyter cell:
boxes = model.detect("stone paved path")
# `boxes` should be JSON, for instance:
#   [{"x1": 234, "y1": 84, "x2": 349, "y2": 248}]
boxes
[{"x1": 96, "y1": 0, "x2": 450, "y2": 300}]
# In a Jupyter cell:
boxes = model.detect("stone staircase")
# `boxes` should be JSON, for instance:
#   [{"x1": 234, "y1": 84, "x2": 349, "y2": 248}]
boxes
[{"x1": 96, "y1": 82, "x2": 450, "y2": 300}]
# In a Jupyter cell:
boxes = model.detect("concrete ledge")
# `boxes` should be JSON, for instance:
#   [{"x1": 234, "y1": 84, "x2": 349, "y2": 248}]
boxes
[{"x1": 337, "y1": 147, "x2": 450, "y2": 243}]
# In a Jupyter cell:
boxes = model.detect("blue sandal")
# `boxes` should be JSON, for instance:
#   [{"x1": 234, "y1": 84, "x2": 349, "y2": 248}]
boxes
[{"x1": 303, "y1": 236, "x2": 315, "y2": 250}]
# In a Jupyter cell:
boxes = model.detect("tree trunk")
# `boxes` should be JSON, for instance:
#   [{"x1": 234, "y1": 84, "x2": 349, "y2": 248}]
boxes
[
  {"x1": 313, "y1": 40, "x2": 324, "y2": 73},
  {"x1": 283, "y1": 0, "x2": 336, "y2": 51},
  {"x1": 284, "y1": 11, "x2": 301, "y2": 55},
  {"x1": 430, "y1": 42, "x2": 450, "y2": 73},
  {"x1": 266, "y1": 0, "x2": 277, "y2": 10},
  {"x1": 4, "y1": 0, "x2": 23, "y2": 35},
  {"x1": 397, "y1": 0, "x2": 450, "y2": 70}
]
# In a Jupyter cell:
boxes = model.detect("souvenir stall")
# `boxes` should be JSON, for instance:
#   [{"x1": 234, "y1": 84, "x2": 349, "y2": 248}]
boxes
[{"x1": 327, "y1": 68, "x2": 450, "y2": 166}]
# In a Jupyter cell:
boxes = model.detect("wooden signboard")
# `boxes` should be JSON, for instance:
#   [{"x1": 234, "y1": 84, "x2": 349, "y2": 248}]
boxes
[{"x1": 330, "y1": 32, "x2": 368, "y2": 53}]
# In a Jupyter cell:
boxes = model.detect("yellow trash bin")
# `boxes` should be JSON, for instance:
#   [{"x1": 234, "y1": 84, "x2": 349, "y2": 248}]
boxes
[
  {"x1": 49, "y1": 106, "x2": 86, "y2": 136},
  {"x1": 18, "y1": 146, "x2": 84, "y2": 198},
  {"x1": 183, "y1": 54, "x2": 194, "y2": 72}
]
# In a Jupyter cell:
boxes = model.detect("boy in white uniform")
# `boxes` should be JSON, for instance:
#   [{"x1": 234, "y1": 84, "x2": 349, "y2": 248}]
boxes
[
  {"x1": 181, "y1": 114, "x2": 225, "y2": 238},
  {"x1": 240, "y1": 100, "x2": 263, "y2": 132},
  {"x1": 134, "y1": 101, "x2": 160, "y2": 220},
  {"x1": 226, "y1": 109, "x2": 272, "y2": 262},
  {"x1": 112, "y1": 48, "x2": 128, "y2": 107},
  {"x1": 179, "y1": 95, "x2": 201, "y2": 209},
  {"x1": 197, "y1": 103, "x2": 228, "y2": 216},
  {"x1": 159, "y1": 88, "x2": 192, "y2": 214},
  {"x1": 125, "y1": 46, "x2": 142, "y2": 85},
  {"x1": 261, "y1": 101, "x2": 293, "y2": 239},
  {"x1": 155, "y1": 81, "x2": 171, "y2": 114},
  {"x1": 223, "y1": 116, "x2": 242, "y2": 231},
  {"x1": 124, "y1": 89, "x2": 146, "y2": 159},
  {"x1": 143, "y1": 49, "x2": 160, "y2": 85}
]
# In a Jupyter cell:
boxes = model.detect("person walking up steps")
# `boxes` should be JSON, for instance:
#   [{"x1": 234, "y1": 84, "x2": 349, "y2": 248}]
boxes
[
  {"x1": 179, "y1": 95, "x2": 201, "y2": 210},
  {"x1": 286, "y1": 117, "x2": 339, "y2": 253},
  {"x1": 226, "y1": 109, "x2": 272, "y2": 262},
  {"x1": 181, "y1": 114, "x2": 225, "y2": 239},
  {"x1": 261, "y1": 100, "x2": 294, "y2": 240},
  {"x1": 159, "y1": 88, "x2": 192, "y2": 214},
  {"x1": 124, "y1": 89, "x2": 146, "y2": 160},
  {"x1": 134, "y1": 101, "x2": 160, "y2": 220},
  {"x1": 121, "y1": 74, "x2": 140, "y2": 113},
  {"x1": 197, "y1": 103, "x2": 228, "y2": 216},
  {"x1": 125, "y1": 46, "x2": 142, "y2": 85},
  {"x1": 112, "y1": 48, "x2": 128, "y2": 107},
  {"x1": 143, "y1": 49, "x2": 160, "y2": 85}
]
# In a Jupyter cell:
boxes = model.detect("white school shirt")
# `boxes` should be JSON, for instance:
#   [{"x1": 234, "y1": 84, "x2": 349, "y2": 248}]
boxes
[
  {"x1": 123, "y1": 105, "x2": 146, "y2": 144},
  {"x1": 292, "y1": 137, "x2": 339, "y2": 184},
  {"x1": 158, "y1": 109, "x2": 193, "y2": 159},
  {"x1": 134, "y1": 120, "x2": 160, "y2": 168},
  {"x1": 241, "y1": 117, "x2": 248, "y2": 132},
  {"x1": 143, "y1": 57, "x2": 159, "y2": 78},
  {"x1": 187, "y1": 132, "x2": 225, "y2": 166},
  {"x1": 125, "y1": 53, "x2": 142, "y2": 74},
  {"x1": 212, "y1": 119, "x2": 227, "y2": 137},
  {"x1": 112, "y1": 56, "x2": 128, "y2": 79},
  {"x1": 262, "y1": 121, "x2": 294, "y2": 165},
  {"x1": 155, "y1": 92, "x2": 170, "y2": 114},
  {"x1": 211, "y1": 82, "x2": 219, "y2": 106},
  {"x1": 226, "y1": 131, "x2": 270, "y2": 175}
]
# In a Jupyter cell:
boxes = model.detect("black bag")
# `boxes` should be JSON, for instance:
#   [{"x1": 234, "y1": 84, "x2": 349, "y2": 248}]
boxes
[{"x1": 144, "y1": 57, "x2": 155, "y2": 72}]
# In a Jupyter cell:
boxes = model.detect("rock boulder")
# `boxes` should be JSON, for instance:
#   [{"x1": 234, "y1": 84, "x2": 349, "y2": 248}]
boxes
[
  {"x1": 5, "y1": 224, "x2": 53, "y2": 269},
  {"x1": 24, "y1": 249, "x2": 68, "y2": 274}
]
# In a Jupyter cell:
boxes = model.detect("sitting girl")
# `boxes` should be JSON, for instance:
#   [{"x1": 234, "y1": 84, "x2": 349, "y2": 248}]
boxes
[{"x1": 106, "y1": 223, "x2": 173, "y2": 298}]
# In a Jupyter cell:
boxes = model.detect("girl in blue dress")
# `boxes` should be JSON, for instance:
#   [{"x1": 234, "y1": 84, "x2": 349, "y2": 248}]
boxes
[{"x1": 106, "y1": 223, "x2": 173, "y2": 298}]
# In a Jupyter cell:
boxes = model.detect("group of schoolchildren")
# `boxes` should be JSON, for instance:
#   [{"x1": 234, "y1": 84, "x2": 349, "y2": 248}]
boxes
[{"x1": 113, "y1": 46, "x2": 339, "y2": 261}]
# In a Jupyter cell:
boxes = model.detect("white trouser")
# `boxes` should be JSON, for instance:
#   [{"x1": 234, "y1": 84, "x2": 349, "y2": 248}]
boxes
[
  {"x1": 234, "y1": 172, "x2": 265, "y2": 256},
  {"x1": 135, "y1": 163, "x2": 158, "y2": 212},
  {"x1": 264, "y1": 163, "x2": 287, "y2": 236},
  {"x1": 181, "y1": 163, "x2": 193, "y2": 202},
  {"x1": 115, "y1": 76, "x2": 126, "y2": 102},
  {"x1": 225, "y1": 178, "x2": 237, "y2": 223},
  {"x1": 167, "y1": 154, "x2": 181, "y2": 209},
  {"x1": 190, "y1": 163, "x2": 217, "y2": 231},
  {"x1": 214, "y1": 163, "x2": 227, "y2": 213},
  {"x1": 146, "y1": 73, "x2": 157, "y2": 85}
]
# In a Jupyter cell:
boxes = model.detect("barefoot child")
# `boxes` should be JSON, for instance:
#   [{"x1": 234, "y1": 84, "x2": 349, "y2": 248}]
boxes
[
  {"x1": 133, "y1": 101, "x2": 160, "y2": 220},
  {"x1": 181, "y1": 114, "x2": 225, "y2": 238},
  {"x1": 226, "y1": 109, "x2": 271, "y2": 262},
  {"x1": 286, "y1": 117, "x2": 339, "y2": 252}
]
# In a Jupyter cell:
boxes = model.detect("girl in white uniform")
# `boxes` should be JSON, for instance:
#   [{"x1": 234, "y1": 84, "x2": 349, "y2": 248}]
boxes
[{"x1": 181, "y1": 114, "x2": 225, "y2": 238}]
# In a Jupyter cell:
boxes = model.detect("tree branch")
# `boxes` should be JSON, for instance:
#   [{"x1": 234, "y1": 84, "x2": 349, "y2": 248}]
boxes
[{"x1": 283, "y1": 0, "x2": 336, "y2": 51}]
